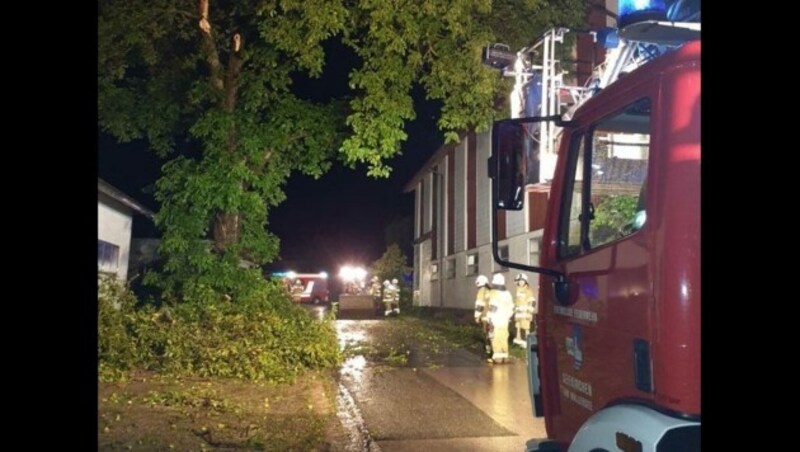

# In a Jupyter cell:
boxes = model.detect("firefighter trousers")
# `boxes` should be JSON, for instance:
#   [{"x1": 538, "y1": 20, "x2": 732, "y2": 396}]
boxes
[{"x1": 491, "y1": 327, "x2": 509, "y2": 361}]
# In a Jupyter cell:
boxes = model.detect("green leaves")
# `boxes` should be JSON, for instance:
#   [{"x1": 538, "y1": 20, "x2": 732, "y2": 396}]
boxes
[
  {"x1": 262, "y1": 0, "x2": 349, "y2": 76},
  {"x1": 370, "y1": 244, "x2": 409, "y2": 283},
  {"x1": 98, "y1": 0, "x2": 584, "y2": 302},
  {"x1": 98, "y1": 279, "x2": 342, "y2": 383}
]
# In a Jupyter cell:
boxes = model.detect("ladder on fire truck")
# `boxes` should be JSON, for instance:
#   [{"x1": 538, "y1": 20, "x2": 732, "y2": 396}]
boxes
[{"x1": 499, "y1": 21, "x2": 700, "y2": 184}]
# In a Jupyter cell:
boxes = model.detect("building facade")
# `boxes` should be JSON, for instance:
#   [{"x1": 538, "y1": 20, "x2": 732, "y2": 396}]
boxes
[
  {"x1": 404, "y1": 131, "x2": 550, "y2": 309},
  {"x1": 405, "y1": 0, "x2": 619, "y2": 309}
]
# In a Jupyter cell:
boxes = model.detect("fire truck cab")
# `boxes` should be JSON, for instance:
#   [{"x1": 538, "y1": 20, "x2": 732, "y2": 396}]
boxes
[{"x1": 487, "y1": 2, "x2": 700, "y2": 450}]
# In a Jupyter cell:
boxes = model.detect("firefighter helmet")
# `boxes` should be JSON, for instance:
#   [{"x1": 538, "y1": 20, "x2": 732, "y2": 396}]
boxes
[
  {"x1": 392, "y1": 278, "x2": 398, "y2": 285},
  {"x1": 475, "y1": 275, "x2": 489, "y2": 287},
  {"x1": 515, "y1": 273, "x2": 528, "y2": 282},
  {"x1": 491, "y1": 273, "x2": 505, "y2": 286}
]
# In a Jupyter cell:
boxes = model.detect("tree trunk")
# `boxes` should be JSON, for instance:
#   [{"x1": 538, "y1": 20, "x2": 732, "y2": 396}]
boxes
[
  {"x1": 199, "y1": 0, "x2": 244, "y2": 255},
  {"x1": 213, "y1": 212, "x2": 239, "y2": 252}
]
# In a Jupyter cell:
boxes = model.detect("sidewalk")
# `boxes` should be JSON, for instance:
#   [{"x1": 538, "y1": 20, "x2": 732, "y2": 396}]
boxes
[
  {"x1": 334, "y1": 318, "x2": 547, "y2": 452},
  {"x1": 376, "y1": 362, "x2": 546, "y2": 452}
]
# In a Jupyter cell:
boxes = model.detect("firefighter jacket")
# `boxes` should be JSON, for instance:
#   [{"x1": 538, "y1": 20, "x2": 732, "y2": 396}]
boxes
[
  {"x1": 291, "y1": 283, "x2": 304, "y2": 301},
  {"x1": 487, "y1": 286, "x2": 514, "y2": 329},
  {"x1": 474, "y1": 286, "x2": 491, "y2": 323},
  {"x1": 514, "y1": 284, "x2": 536, "y2": 322},
  {"x1": 382, "y1": 285, "x2": 395, "y2": 304},
  {"x1": 369, "y1": 281, "x2": 382, "y2": 298}
]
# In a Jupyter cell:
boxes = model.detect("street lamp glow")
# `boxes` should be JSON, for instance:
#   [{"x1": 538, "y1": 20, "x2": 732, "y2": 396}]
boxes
[
  {"x1": 339, "y1": 265, "x2": 354, "y2": 282},
  {"x1": 354, "y1": 267, "x2": 367, "y2": 281},
  {"x1": 339, "y1": 265, "x2": 366, "y2": 282}
]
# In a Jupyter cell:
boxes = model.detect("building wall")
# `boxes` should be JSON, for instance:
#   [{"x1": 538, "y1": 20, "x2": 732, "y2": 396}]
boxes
[
  {"x1": 98, "y1": 193, "x2": 133, "y2": 281},
  {"x1": 442, "y1": 254, "x2": 468, "y2": 309},
  {"x1": 454, "y1": 140, "x2": 466, "y2": 253},
  {"x1": 414, "y1": 187, "x2": 420, "y2": 238},
  {"x1": 507, "y1": 205, "x2": 526, "y2": 238},
  {"x1": 415, "y1": 235, "x2": 545, "y2": 310},
  {"x1": 476, "y1": 132, "x2": 492, "y2": 246},
  {"x1": 410, "y1": 128, "x2": 551, "y2": 310},
  {"x1": 576, "y1": 0, "x2": 617, "y2": 85},
  {"x1": 423, "y1": 175, "x2": 432, "y2": 232},
  {"x1": 419, "y1": 239, "x2": 433, "y2": 307}
]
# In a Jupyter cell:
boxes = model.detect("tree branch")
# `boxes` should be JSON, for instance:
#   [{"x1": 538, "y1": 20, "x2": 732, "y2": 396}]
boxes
[
  {"x1": 287, "y1": 132, "x2": 309, "y2": 144},
  {"x1": 167, "y1": 7, "x2": 196, "y2": 21},
  {"x1": 224, "y1": 33, "x2": 243, "y2": 113},
  {"x1": 198, "y1": 0, "x2": 224, "y2": 91},
  {"x1": 261, "y1": 133, "x2": 308, "y2": 162},
  {"x1": 224, "y1": 33, "x2": 244, "y2": 155}
]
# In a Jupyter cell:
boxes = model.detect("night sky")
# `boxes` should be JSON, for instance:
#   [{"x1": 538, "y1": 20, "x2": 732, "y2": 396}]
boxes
[{"x1": 98, "y1": 39, "x2": 444, "y2": 276}]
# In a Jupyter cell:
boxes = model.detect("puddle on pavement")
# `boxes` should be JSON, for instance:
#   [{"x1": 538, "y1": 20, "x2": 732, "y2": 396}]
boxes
[
  {"x1": 334, "y1": 381, "x2": 381, "y2": 451},
  {"x1": 340, "y1": 355, "x2": 367, "y2": 383},
  {"x1": 336, "y1": 320, "x2": 374, "y2": 350},
  {"x1": 334, "y1": 320, "x2": 380, "y2": 451}
]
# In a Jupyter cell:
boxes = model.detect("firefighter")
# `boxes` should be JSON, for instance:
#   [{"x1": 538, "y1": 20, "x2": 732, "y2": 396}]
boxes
[
  {"x1": 382, "y1": 279, "x2": 394, "y2": 317},
  {"x1": 513, "y1": 273, "x2": 536, "y2": 347},
  {"x1": 473, "y1": 275, "x2": 493, "y2": 359},
  {"x1": 368, "y1": 276, "x2": 382, "y2": 314},
  {"x1": 291, "y1": 278, "x2": 305, "y2": 302},
  {"x1": 487, "y1": 273, "x2": 515, "y2": 364},
  {"x1": 391, "y1": 278, "x2": 401, "y2": 314}
]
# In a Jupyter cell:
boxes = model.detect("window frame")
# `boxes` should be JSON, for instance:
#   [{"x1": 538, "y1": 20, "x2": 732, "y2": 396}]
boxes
[
  {"x1": 557, "y1": 97, "x2": 652, "y2": 259},
  {"x1": 98, "y1": 239, "x2": 120, "y2": 272},
  {"x1": 466, "y1": 252, "x2": 479, "y2": 276}
]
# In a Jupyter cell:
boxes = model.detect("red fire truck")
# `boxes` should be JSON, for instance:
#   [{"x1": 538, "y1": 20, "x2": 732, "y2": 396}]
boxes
[{"x1": 488, "y1": 2, "x2": 700, "y2": 450}]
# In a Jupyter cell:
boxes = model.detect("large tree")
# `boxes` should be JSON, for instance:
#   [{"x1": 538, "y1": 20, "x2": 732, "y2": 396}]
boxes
[{"x1": 98, "y1": 0, "x2": 582, "y2": 301}]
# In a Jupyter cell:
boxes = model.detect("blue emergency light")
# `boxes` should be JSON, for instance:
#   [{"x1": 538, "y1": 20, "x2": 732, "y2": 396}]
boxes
[
  {"x1": 596, "y1": 27, "x2": 620, "y2": 49},
  {"x1": 618, "y1": 0, "x2": 667, "y2": 29}
]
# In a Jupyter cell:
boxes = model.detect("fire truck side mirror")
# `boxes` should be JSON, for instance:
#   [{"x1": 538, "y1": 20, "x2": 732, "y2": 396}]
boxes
[
  {"x1": 490, "y1": 116, "x2": 571, "y2": 210},
  {"x1": 489, "y1": 116, "x2": 570, "y2": 303},
  {"x1": 491, "y1": 120, "x2": 528, "y2": 211}
]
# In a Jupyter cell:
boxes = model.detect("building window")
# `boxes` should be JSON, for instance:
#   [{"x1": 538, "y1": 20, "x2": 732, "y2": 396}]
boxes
[
  {"x1": 466, "y1": 252, "x2": 479, "y2": 276},
  {"x1": 430, "y1": 262, "x2": 439, "y2": 281},
  {"x1": 499, "y1": 245, "x2": 509, "y2": 261},
  {"x1": 446, "y1": 258, "x2": 456, "y2": 279},
  {"x1": 98, "y1": 240, "x2": 120, "y2": 273},
  {"x1": 529, "y1": 238, "x2": 541, "y2": 266}
]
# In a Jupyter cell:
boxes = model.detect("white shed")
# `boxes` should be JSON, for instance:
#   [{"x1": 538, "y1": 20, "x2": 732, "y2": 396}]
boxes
[{"x1": 98, "y1": 178, "x2": 154, "y2": 281}]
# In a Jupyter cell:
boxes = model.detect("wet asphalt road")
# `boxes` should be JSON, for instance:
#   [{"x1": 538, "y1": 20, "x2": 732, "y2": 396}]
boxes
[{"x1": 332, "y1": 319, "x2": 547, "y2": 452}]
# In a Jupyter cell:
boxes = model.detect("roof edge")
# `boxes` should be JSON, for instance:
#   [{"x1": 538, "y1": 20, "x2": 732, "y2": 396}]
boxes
[
  {"x1": 402, "y1": 132, "x2": 470, "y2": 193},
  {"x1": 98, "y1": 178, "x2": 155, "y2": 219}
]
